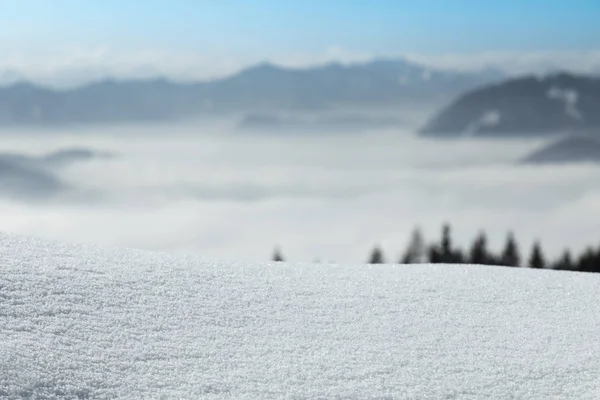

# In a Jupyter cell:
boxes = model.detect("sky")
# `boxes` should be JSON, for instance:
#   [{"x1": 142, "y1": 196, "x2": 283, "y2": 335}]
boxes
[{"x1": 1, "y1": 0, "x2": 600, "y2": 84}]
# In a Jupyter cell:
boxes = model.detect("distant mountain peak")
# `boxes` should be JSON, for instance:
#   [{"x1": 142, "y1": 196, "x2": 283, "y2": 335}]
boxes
[
  {"x1": 420, "y1": 72, "x2": 600, "y2": 138},
  {"x1": 241, "y1": 61, "x2": 287, "y2": 74},
  {"x1": 0, "y1": 58, "x2": 504, "y2": 126}
]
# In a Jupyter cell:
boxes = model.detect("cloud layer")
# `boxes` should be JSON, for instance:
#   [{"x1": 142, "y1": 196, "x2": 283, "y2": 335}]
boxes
[
  {"x1": 0, "y1": 123, "x2": 598, "y2": 264},
  {"x1": 2, "y1": 47, "x2": 600, "y2": 88}
]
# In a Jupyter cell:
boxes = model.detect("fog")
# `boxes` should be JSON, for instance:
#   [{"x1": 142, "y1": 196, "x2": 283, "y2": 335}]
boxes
[{"x1": 0, "y1": 122, "x2": 598, "y2": 263}]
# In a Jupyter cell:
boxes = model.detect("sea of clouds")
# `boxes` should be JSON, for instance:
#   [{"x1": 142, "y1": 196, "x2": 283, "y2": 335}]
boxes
[{"x1": 0, "y1": 122, "x2": 598, "y2": 263}]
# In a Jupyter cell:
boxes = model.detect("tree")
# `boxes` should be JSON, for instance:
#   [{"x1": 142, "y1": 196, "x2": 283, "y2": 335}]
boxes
[
  {"x1": 452, "y1": 248, "x2": 466, "y2": 264},
  {"x1": 528, "y1": 241, "x2": 545, "y2": 269},
  {"x1": 272, "y1": 247, "x2": 285, "y2": 262},
  {"x1": 552, "y1": 249, "x2": 573, "y2": 271},
  {"x1": 368, "y1": 246, "x2": 385, "y2": 264},
  {"x1": 440, "y1": 223, "x2": 453, "y2": 262},
  {"x1": 500, "y1": 232, "x2": 521, "y2": 267},
  {"x1": 575, "y1": 247, "x2": 600, "y2": 272},
  {"x1": 440, "y1": 223, "x2": 465, "y2": 263},
  {"x1": 428, "y1": 223, "x2": 464, "y2": 264},
  {"x1": 400, "y1": 227, "x2": 425, "y2": 264},
  {"x1": 469, "y1": 231, "x2": 490, "y2": 265},
  {"x1": 427, "y1": 244, "x2": 442, "y2": 263}
]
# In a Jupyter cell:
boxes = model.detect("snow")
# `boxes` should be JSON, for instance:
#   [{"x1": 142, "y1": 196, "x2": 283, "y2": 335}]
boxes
[
  {"x1": 397, "y1": 75, "x2": 410, "y2": 85},
  {"x1": 547, "y1": 86, "x2": 583, "y2": 121},
  {"x1": 480, "y1": 110, "x2": 501, "y2": 127},
  {"x1": 420, "y1": 69, "x2": 432, "y2": 81},
  {"x1": 463, "y1": 110, "x2": 502, "y2": 136},
  {"x1": 1, "y1": 233, "x2": 600, "y2": 399}
]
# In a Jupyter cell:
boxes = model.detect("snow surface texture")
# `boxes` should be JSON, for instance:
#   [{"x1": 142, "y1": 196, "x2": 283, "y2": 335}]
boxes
[
  {"x1": 463, "y1": 109, "x2": 501, "y2": 136},
  {"x1": 547, "y1": 86, "x2": 583, "y2": 121},
  {"x1": 1, "y1": 233, "x2": 600, "y2": 399}
]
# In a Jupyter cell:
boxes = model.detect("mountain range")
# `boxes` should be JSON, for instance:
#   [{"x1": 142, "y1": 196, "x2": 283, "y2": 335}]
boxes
[
  {"x1": 420, "y1": 73, "x2": 600, "y2": 138},
  {"x1": 0, "y1": 147, "x2": 115, "y2": 200},
  {"x1": 0, "y1": 59, "x2": 503, "y2": 126}
]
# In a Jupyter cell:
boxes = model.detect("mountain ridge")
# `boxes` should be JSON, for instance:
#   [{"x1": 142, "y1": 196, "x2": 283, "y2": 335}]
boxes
[
  {"x1": 0, "y1": 58, "x2": 504, "y2": 126},
  {"x1": 420, "y1": 72, "x2": 600, "y2": 138}
]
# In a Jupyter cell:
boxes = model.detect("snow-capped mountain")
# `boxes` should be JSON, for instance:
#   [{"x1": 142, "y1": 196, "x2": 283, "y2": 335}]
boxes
[
  {"x1": 0, "y1": 58, "x2": 502, "y2": 126},
  {"x1": 420, "y1": 73, "x2": 600, "y2": 138}
]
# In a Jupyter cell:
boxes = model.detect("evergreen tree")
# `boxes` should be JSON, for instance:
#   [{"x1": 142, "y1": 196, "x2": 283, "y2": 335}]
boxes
[
  {"x1": 552, "y1": 249, "x2": 573, "y2": 271},
  {"x1": 440, "y1": 223, "x2": 453, "y2": 262},
  {"x1": 528, "y1": 241, "x2": 545, "y2": 269},
  {"x1": 272, "y1": 247, "x2": 285, "y2": 262},
  {"x1": 575, "y1": 247, "x2": 599, "y2": 272},
  {"x1": 592, "y1": 246, "x2": 600, "y2": 273},
  {"x1": 452, "y1": 248, "x2": 466, "y2": 264},
  {"x1": 400, "y1": 227, "x2": 425, "y2": 264},
  {"x1": 440, "y1": 223, "x2": 465, "y2": 263},
  {"x1": 368, "y1": 246, "x2": 385, "y2": 264},
  {"x1": 469, "y1": 231, "x2": 490, "y2": 265},
  {"x1": 427, "y1": 244, "x2": 442, "y2": 263},
  {"x1": 427, "y1": 223, "x2": 464, "y2": 264},
  {"x1": 500, "y1": 232, "x2": 521, "y2": 267}
]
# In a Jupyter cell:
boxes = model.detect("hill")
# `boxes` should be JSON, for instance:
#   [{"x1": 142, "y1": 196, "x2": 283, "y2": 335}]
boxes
[
  {"x1": 521, "y1": 135, "x2": 600, "y2": 164},
  {"x1": 0, "y1": 147, "x2": 114, "y2": 200},
  {"x1": 1, "y1": 233, "x2": 599, "y2": 398},
  {"x1": 0, "y1": 59, "x2": 502, "y2": 126},
  {"x1": 420, "y1": 73, "x2": 600, "y2": 138}
]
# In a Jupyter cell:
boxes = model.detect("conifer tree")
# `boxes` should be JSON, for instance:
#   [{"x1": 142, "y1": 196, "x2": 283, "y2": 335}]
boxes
[
  {"x1": 575, "y1": 247, "x2": 598, "y2": 272},
  {"x1": 552, "y1": 249, "x2": 573, "y2": 271},
  {"x1": 500, "y1": 232, "x2": 521, "y2": 267},
  {"x1": 427, "y1": 223, "x2": 464, "y2": 264},
  {"x1": 368, "y1": 246, "x2": 385, "y2": 264},
  {"x1": 427, "y1": 244, "x2": 442, "y2": 263},
  {"x1": 440, "y1": 223, "x2": 453, "y2": 262},
  {"x1": 452, "y1": 248, "x2": 466, "y2": 264},
  {"x1": 469, "y1": 231, "x2": 490, "y2": 265},
  {"x1": 272, "y1": 247, "x2": 285, "y2": 262},
  {"x1": 528, "y1": 241, "x2": 545, "y2": 269},
  {"x1": 592, "y1": 246, "x2": 600, "y2": 273},
  {"x1": 439, "y1": 223, "x2": 465, "y2": 263},
  {"x1": 400, "y1": 227, "x2": 425, "y2": 264}
]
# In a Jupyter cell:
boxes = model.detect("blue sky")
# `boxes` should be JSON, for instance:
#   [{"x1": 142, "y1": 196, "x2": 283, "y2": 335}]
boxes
[
  {"x1": 1, "y1": 0, "x2": 600, "y2": 84},
  {"x1": 2, "y1": 0, "x2": 600, "y2": 54}
]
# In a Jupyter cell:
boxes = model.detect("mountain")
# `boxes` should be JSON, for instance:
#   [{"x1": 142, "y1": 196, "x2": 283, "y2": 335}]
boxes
[
  {"x1": 420, "y1": 72, "x2": 600, "y2": 138},
  {"x1": 0, "y1": 156, "x2": 65, "y2": 199},
  {"x1": 0, "y1": 147, "x2": 115, "y2": 200},
  {"x1": 2, "y1": 233, "x2": 600, "y2": 398},
  {"x1": 521, "y1": 135, "x2": 600, "y2": 164},
  {"x1": 0, "y1": 59, "x2": 503, "y2": 126}
]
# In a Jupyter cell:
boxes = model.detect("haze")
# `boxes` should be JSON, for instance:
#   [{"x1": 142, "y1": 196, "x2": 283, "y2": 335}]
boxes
[
  {"x1": 0, "y1": 0, "x2": 599, "y2": 263},
  {"x1": 0, "y1": 120, "x2": 596, "y2": 263}
]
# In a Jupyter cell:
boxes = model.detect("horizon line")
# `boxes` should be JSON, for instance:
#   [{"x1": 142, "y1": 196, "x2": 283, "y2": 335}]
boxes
[{"x1": 1, "y1": 56, "x2": 595, "y2": 91}]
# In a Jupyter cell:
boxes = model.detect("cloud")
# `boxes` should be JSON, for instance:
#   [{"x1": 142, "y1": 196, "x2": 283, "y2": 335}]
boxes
[
  {"x1": 2, "y1": 46, "x2": 599, "y2": 88},
  {"x1": 403, "y1": 50, "x2": 600, "y2": 75},
  {"x1": 0, "y1": 124, "x2": 598, "y2": 264},
  {"x1": 0, "y1": 45, "x2": 373, "y2": 88},
  {"x1": 0, "y1": 47, "x2": 250, "y2": 87},
  {"x1": 270, "y1": 46, "x2": 373, "y2": 69}
]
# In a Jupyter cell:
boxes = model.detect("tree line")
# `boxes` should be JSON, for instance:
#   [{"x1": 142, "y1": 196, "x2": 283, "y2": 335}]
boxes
[{"x1": 271, "y1": 223, "x2": 600, "y2": 273}]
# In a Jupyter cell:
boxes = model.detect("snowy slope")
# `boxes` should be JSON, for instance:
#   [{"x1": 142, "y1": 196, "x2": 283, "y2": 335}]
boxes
[{"x1": 1, "y1": 234, "x2": 600, "y2": 399}]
